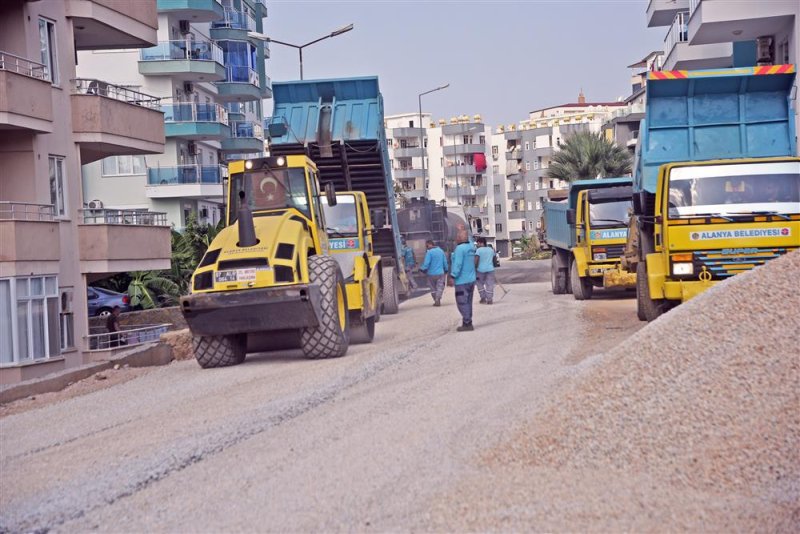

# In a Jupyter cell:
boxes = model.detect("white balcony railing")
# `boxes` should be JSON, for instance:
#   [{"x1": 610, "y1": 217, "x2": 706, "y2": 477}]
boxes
[
  {"x1": 72, "y1": 79, "x2": 161, "y2": 110},
  {"x1": 665, "y1": 11, "x2": 689, "y2": 56},
  {"x1": 689, "y1": 0, "x2": 700, "y2": 17},
  {"x1": 87, "y1": 324, "x2": 170, "y2": 351},
  {"x1": 0, "y1": 51, "x2": 47, "y2": 80},
  {"x1": 213, "y1": 8, "x2": 256, "y2": 32},
  {"x1": 230, "y1": 121, "x2": 264, "y2": 140},
  {"x1": 0, "y1": 202, "x2": 55, "y2": 221},
  {"x1": 80, "y1": 209, "x2": 168, "y2": 226}
]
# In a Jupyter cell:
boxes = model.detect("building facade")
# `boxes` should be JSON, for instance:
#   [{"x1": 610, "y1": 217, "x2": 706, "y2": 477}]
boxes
[
  {"x1": 79, "y1": 0, "x2": 271, "y2": 229},
  {"x1": 0, "y1": 0, "x2": 170, "y2": 384}
]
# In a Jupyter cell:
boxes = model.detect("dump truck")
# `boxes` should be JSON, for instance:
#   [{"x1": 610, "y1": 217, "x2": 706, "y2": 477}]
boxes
[
  {"x1": 321, "y1": 191, "x2": 382, "y2": 343},
  {"x1": 544, "y1": 178, "x2": 636, "y2": 300},
  {"x1": 181, "y1": 155, "x2": 351, "y2": 367},
  {"x1": 267, "y1": 76, "x2": 409, "y2": 315},
  {"x1": 625, "y1": 65, "x2": 800, "y2": 321}
]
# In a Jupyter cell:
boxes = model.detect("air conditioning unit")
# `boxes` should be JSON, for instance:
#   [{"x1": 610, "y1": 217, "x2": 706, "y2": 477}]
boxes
[
  {"x1": 88, "y1": 199, "x2": 103, "y2": 209},
  {"x1": 183, "y1": 82, "x2": 194, "y2": 94},
  {"x1": 187, "y1": 141, "x2": 198, "y2": 155},
  {"x1": 756, "y1": 36, "x2": 774, "y2": 64},
  {"x1": 60, "y1": 288, "x2": 74, "y2": 314},
  {"x1": 178, "y1": 20, "x2": 191, "y2": 34}
]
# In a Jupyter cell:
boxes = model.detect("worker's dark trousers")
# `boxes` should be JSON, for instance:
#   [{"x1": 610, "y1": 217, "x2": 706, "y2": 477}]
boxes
[
  {"x1": 428, "y1": 274, "x2": 446, "y2": 301},
  {"x1": 454, "y1": 282, "x2": 475, "y2": 325}
]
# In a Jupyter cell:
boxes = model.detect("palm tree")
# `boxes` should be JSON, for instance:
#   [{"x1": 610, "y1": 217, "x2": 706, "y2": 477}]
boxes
[
  {"x1": 546, "y1": 131, "x2": 632, "y2": 182},
  {"x1": 166, "y1": 215, "x2": 223, "y2": 294},
  {"x1": 127, "y1": 271, "x2": 181, "y2": 309}
]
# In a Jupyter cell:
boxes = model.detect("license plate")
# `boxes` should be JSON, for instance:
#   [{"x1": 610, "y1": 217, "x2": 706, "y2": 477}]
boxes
[{"x1": 215, "y1": 268, "x2": 257, "y2": 283}]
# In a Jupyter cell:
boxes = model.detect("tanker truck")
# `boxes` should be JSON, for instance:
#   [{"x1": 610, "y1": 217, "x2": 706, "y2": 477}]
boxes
[{"x1": 625, "y1": 64, "x2": 800, "y2": 321}]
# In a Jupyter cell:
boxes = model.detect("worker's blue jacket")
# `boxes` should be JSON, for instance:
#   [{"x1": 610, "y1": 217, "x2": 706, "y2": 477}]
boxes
[
  {"x1": 402, "y1": 246, "x2": 415, "y2": 267},
  {"x1": 450, "y1": 242, "x2": 476, "y2": 285},
  {"x1": 421, "y1": 246, "x2": 448, "y2": 276}
]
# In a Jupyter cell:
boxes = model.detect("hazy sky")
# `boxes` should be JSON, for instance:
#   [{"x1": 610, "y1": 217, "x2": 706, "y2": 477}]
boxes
[{"x1": 264, "y1": 0, "x2": 664, "y2": 126}]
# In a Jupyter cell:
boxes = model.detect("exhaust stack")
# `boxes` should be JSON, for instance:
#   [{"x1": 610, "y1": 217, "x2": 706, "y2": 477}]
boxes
[{"x1": 237, "y1": 190, "x2": 258, "y2": 248}]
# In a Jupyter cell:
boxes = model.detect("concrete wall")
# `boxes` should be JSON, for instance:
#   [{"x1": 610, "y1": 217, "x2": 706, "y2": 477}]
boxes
[{"x1": 0, "y1": 70, "x2": 54, "y2": 131}]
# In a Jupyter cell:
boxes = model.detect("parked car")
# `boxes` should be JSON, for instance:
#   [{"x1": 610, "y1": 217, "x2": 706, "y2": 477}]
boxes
[{"x1": 87, "y1": 287, "x2": 130, "y2": 317}]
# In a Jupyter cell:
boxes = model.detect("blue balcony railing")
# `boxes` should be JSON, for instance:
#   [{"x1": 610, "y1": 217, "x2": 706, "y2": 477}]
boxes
[
  {"x1": 211, "y1": 8, "x2": 256, "y2": 31},
  {"x1": 139, "y1": 39, "x2": 223, "y2": 64},
  {"x1": 230, "y1": 121, "x2": 264, "y2": 139},
  {"x1": 147, "y1": 165, "x2": 227, "y2": 185},
  {"x1": 223, "y1": 65, "x2": 260, "y2": 86}
]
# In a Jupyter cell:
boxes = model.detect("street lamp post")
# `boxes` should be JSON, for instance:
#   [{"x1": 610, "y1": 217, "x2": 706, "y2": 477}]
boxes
[
  {"x1": 417, "y1": 84, "x2": 449, "y2": 199},
  {"x1": 248, "y1": 24, "x2": 354, "y2": 80}
]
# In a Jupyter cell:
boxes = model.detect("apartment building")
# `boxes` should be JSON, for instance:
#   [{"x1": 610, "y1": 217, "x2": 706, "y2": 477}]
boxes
[
  {"x1": 499, "y1": 94, "x2": 625, "y2": 239},
  {"x1": 385, "y1": 112, "x2": 430, "y2": 200},
  {"x1": 79, "y1": 0, "x2": 271, "y2": 229},
  {"x1": 0, "y1": 1, "x2": 170, "y2": 384},
  {"x1": 488, "y1": 132, "x2": 511, "y2": 256}
]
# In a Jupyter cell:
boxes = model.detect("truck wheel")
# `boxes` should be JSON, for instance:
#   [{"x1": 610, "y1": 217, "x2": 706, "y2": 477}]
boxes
[
  {"x1": 300, "y1": 255, "x2": 349, "y2": 359},
  {"x1": 551, "y1": 255, "x2": 566, "y2": 294},
  {"x1": 570, "y1": 261, "x2": 593, "y2": 300},
  {"x1": 381, "y1": 266, "x2": 399, "y2": 315},
  {"x1": 349, "y1": 316, "x2": 376, "y2": 344},
  {"x1": 193, "y1": 334, "x2": 246, "y2": 368},
  {"x1": 637, "y1": 262, "x2": 665, "y2": 322}
]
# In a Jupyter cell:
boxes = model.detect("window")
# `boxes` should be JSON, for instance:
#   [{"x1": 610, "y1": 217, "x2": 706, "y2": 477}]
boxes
[
  {"x1": 492, "y1": 164, "x2": 499, "y2": 174},
  {"x1": 479, "y1": 135, "x2": 485, "y2": 144},
  {"x1": 439, "y1": 136, "x2": 443, "y2": 146},
  {"x1": 527, "y1": 181, "x2": 531, "y2": 191},
  {"x1": 527, "y1": 201, "x2": 532, "y2": 210},
  {"x1": 386, "y1": 139, "x2": 392, "y2": 148},
  {"x1": 494, "y1": 184, "x2": 500, "y2": 193},
  {"x1": 548, "y1": 135, "x2": 553, "y2": 147},
  {"x1": 463, "y1": 135, "x2": 473, "y2": 144},
  {"x1": 524, "y1": 142, "x2": 530, "y2": 151},
  {"x1": 0, "y1": 276, "x2": 60, "y2": 365},
  {"x1": 536, "y1": 200, "x2": 542, "y2": 210},
  {"x1": 535, "y1": 181, "x2": 540, "y2": 190},
  {"x1": 533, "y1": 160, "x2": 539, "y2": 170},
  {"x1": 532, "y1": 138, "x2": 537, "y2": 149},
  {"x1": 494, "y1": 204, "x2": 502, "y2": 213},
  {"x1": 495, "y1": 223, "x2": 502, "y2": 232},
  {"x1": 48, "y1": 156, "x2": 66, "y2": 217},
  {"x1": 408, "y1": 120, "x2": 414, "y2": 127},
  {"x1": 102, "y1": 156, "x2": 146, "y2": 176},
  {"x1": 39, "y1": 18, "x2": 59, "y2": 84},
  {"x1": 525, "y1": 162, "x2": 531, "y2": 171},
  {"x1": 491, "y1": 145, "x2": 498, "y2": 156}
]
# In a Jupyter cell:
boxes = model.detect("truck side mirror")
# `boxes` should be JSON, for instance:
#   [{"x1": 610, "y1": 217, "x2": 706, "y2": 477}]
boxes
[
  {"x1": 324, "y1": 182, "x2": 337, "y2": 206},
  {"x1": 566, "y1": 209, "x2": 576, "y2": 225},
  {"x1": 370, "y1": 208, "x2": 386, "y2": 228}
]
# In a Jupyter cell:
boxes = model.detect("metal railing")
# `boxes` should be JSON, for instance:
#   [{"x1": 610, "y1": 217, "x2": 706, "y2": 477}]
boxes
[
  {"x1": 147, "y1": 164, "x2": 227, "y2": 185},
  {"x1": 0, "y1": 51, "x2": 47, "y2": 80},
  {"x1": 689, "y1": 0, "x2": 700, "y2": 16},
  {"x1": 0, "y1": 202, "x2": 55, "y2": 221},
  {"x1": 223, "y1": 65, "x2": 260, "y2": 87},
  {"x1": 87, "y1": 323, "x2": 170, "y2": 351},
  {"x1": 162, "y1": 102, "x2": 228, "y2": 125},
  {"x1": 230, "y1": 120, "x2": 264, "y2": 139},
  {"x1": 665, "y1": 11, "x2": 689, "y2": 55},
  {"x1": 212, "y1": 8, "x2": 256, "y2": 31},
  {"x1": 139, "y1": 38, "x2": 224, "y2": 65},
  {"x1": 80, "y1": 208, "x2": 168, "y2": 226},
  {"x1": 72, "y1": 79, "x2": 161, "y2": 110}
]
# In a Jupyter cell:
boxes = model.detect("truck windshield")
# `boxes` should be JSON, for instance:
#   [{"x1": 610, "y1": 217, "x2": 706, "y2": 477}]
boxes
[
  {"x1": 667, "y1": 161, "x2": 800, "y2": 218},
  {"x1": 321, "y1": 195, "x2": 359, "y2": 236},
  {"x1": 589, "y1": 199, "x2": 631, "y2": 227},
  {"x1": 228, "y1": 167, "x2": 310, "y2": 222}
]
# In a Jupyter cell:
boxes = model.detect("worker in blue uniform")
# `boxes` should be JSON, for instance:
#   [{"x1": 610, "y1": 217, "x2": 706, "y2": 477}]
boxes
[
  {"x1": 420, "y1": 240, "x2": 448, "y2": 306},
  {"x1": 449, "y1": 237, "x2": 477, "y2": 331}
]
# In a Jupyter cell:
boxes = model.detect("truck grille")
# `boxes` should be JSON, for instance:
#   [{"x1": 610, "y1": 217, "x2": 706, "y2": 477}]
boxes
[
  {"x1": 693, "y1": 248, "x2": 789, "y2": 279},
  {"x1": 593, "y1": 244, "x2": 625, "y2": 260}
]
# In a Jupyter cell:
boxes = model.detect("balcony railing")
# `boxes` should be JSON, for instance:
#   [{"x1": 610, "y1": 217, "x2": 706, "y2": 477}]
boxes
[
  {"x1": 223, "y1": 65, "x2": 260, "y2": 87},
  {"x1": 139, "y1": 38, "x2": 224, "y2": 64},
  {"x1": 147, "y1": 164, "x2": 227, "y2": 185},
  {"x1": 689, "y1": 0, "x2": 700, "y2": 16},
  {"x1": 0, "y1": 51, "x2": 47, "y2": 80},
  {"x1": 162, "y1": 102, "x2": 228, "y2": 125},
  {"x1": 230, "y1": 121, "x2": 264, "y2": 139},
  {"x1": 665, "y1": 11, "x2": 689, "y2": 55},
  {"x1": 80, "y1": 209, "x2": 168, "y2": 226},
  {"x1": 212, "y1": 8, "x2": 256, "y2": 31},
  {"x1": 0, "y1": 202, "x2": 55, "y2": 221},
  {"x1": 87, "y1": 324, "x2": 170, "y2": 351},
  {"x1": 72, "y1": 78, "x2": 161, "y2": 110}
]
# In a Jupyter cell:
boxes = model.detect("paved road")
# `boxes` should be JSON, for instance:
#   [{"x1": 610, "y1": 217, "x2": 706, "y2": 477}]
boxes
[{"x1": 0, "y1": 278, "x2": 636, "y2": 532}]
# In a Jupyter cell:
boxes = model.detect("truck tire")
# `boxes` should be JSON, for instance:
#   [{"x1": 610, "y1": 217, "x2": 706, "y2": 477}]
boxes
[
  {"x1": 349, "y1": 316, "x2": 376, "y2": 344},
  {"x1": 300, "y1": 256, "x2": 349, "y2": 359},
  {"x1": 381, "y1": 266, "x2": 399, "y2": 315},
  {"x1": 193, "y1": 334, "x2": 246, "y2": 368},
  {"x1": 637, "y1": 262, "x2": 665, "y2": 322},
  {"x1": 570, "y1": 261, "x2": 593, "y2": 300},
  {"x1": 551, "y1": 254, "x2": 567, "y2": 295}
]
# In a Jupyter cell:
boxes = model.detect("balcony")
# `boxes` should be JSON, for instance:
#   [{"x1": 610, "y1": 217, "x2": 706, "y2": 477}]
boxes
[
  {"x1": 445, "y1": 185, "x2": 478, "y2": 198},
  {"x1": 156, "y1": 0, "x2": 224, "y2": 22},
  {"x1": 0, "y1": 203, "x2": 59, "y2": 277},
  {"x1": 687, "y1": 0, "x2": 796, "y2": 45},
  {"x1": 507, "y1": 190, "x2": 524, "y2": 201},
  {"x1": 647, "y1": 0, "x2": 690, "y2": 27},
  {"x1": 221, "y1": 121, "x2": 265, "y2": 153},
  {"x1": 506, "y1": 163, "x2": 522, "y2": 176},
  {"x1": 392, "y1": 127, "x2": 425, "y2": 138},
  {"x1": 464, "y1": 206, "x2": 483, "y2": 217},
  {"x1": 444, "y1": 165, "x2": 477, "y2": 177},
  {"x1": 509, "y1": 210, "x2": 527, "y2": 220},
  {"x1": 210, "y1": 8, "x2": 256, "y2": 41},
  {"x1": 505, "y1": 149, "x2": 522, "y2": 161},
  {"x1": 146, "y1": 165, "x2": 226, "y2": 199},
  {"x1": 442, "y1": 122, "x2": 485, "y2": 135},
  {"x1": 503, "y1": 129, "x2": 521, "y2": 141},
  {"x1": 65, "y1": 0, "x2": 158, "y2": 50},
  {"x1": 443, "y1": 143, "x2": 485, "y2": 156},
  {"x1": 393, "y1": 168, "x2": 424, "y2": 180},
  {"x1": 474, "y1": 185, "x2": 487, "y2": 196},
  {"x1": 215, "y1": 66, "x2": 262, "y2": 102},
  {"x1": 139, "y1": 39, "x2": 226, "y2": 82},
  {"x1": 0, "y1": 52, "x2": 52, "y2": 133},
  {"x1": 78, "y1": 209, "x2": 171, "y2": 274},
  {"x1": 509, "y1": 230, "x2": 525, "y2": 240},
  {"x1": 162, "y1": 102, "x2": 229, "y2": 140},
  {"x1": 71, "y1": 79, "x2": 165, "y2": 164},
  {"x1": 663, "y1": 11, "x2": 733, "y2": 70},
  {"x1": 394, "y1": 146, "x2": 423, "y2": 158}
]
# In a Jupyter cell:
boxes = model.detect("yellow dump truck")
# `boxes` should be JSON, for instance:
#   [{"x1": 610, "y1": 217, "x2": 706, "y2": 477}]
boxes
[{"x1": 181, "y1": 155, "x2": 352, "y2": 367}]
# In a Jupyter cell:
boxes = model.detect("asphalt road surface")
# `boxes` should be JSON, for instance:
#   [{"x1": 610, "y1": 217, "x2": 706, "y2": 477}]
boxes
[{"x1": 1, "y1": 261, "x2": 638, "y2": 532}]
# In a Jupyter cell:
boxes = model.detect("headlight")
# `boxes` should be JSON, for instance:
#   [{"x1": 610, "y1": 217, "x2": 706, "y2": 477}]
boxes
[
  {"x1": 672, "y1": 262, "x2": 693, "y2": 275},
  {"x1": 593, "y1": 253, "x2": 607, "y2": 261}
]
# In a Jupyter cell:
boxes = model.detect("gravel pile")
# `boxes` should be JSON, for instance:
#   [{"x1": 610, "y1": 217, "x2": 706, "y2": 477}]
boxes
[{"x1": 451, "y1": 250, "x2": 800, "y2": 531}]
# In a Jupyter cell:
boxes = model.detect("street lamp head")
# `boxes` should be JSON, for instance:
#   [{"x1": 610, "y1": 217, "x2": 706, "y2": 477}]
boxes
[
  {"x1": 438, "y1": 83, "x2": 450, "y2": 90},
  {"x1": 331, "y1": 23, "x2": 354, "y2": 37}
]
